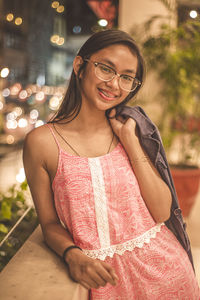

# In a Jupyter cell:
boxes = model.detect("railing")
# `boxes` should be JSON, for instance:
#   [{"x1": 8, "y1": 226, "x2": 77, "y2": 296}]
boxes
[{"x1": 0, "y1": 226, "x2": 88, "y2": 300}]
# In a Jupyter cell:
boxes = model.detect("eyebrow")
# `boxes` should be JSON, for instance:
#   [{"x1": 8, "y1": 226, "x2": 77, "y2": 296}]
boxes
[{"x1": 100, "y1": 58, "x2": 137, "y2": 75}]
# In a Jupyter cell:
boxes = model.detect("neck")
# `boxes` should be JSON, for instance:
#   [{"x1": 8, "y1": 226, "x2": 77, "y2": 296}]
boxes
[{"x1": 70, "y1": 104, "x2": 111, "y2": 133}]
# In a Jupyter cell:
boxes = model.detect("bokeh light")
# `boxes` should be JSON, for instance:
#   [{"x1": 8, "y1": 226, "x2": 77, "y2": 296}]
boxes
[
  {"x1": 18, "y1": 118, "x2": 28, "y2": 128},
  {"x1": 2, "y1": 88, "x2": 10, "y2": 97},
  {"x1": 52, "y1": 1, "x2": 59, "y2": 8},
  {"x1": 15, "y1": 17, "x2": 23, "y2": 25},
  {"x1": 98, "y1": 19, "x2": 108, "y2": 27},
  {"x1": 56, "y1": 5, "x2": 64, "y2": 13},
  {"x1": 35, "y1": 91, "x2": 45, "y2": 102},
  {"x1": 30, "y1": 109, "x2": 39, "y2": 119},
  {"x1": 189, "y1": 10, "x2": 198, "y2": 19},
  {"x1": 14, "y1": 107, "x2": 23, "y2": 116},
  {"x1": 73, "y1": 26, "x2": 81, "y2": 34},
  {"x1": 6, "y1": 13, "x2": 14, "y2": 22},
  {"x1": 35, "y1": 120, "x2": 44, "y2": 128},
  {"x1": 6, "y1": 120, "x2": 18, "y2": 129},
  {"x1": 19, "y1": 90, "x2": 28, "y2": 101},
  {"x1": 50, "y1": 34, "x2": 60, "y2": 43},
  {"x1": 57, "y1": 37, "x2": 65, "y2": 45},
  {"x1": 6, "y1": 135, "x2": 15, "y2": 144},
  {"x1": 0, "y1": 68, "x2": 10, "y2": 78},
  {"x1": 16, "y1": 168, "x2": 26, "y2": 183}
]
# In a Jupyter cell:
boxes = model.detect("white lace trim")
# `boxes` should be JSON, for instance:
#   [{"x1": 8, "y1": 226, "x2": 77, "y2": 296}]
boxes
[
  {"x1": 83, "y1": 223, "x2": 164, "y2": 260},
  {"x1": 88, "y1": 158, "x2": 110, "y2": 248}
]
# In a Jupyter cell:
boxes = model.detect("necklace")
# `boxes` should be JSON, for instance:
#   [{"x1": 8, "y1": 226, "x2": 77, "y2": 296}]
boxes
[{"x1": 52, "y1": 123, "x2": 115, "y2": 157}]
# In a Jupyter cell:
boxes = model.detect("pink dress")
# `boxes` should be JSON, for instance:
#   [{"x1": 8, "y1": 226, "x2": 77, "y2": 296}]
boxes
[{"x1": 48, "y1": 125, "x2": 200, "y2": 299}]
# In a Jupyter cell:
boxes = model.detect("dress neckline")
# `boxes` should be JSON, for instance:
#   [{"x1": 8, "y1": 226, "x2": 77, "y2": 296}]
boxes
[{"x1": 59, "y1": 142, "x2": 122, "y2": 159}]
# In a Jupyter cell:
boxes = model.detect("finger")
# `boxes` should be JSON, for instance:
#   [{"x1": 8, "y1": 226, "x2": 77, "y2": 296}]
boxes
[
  {"x1": 108, "y1": 108, "x2": 116, "y2": 118},
  {"x1": 98, "y1": 262, "x2": 119, "y2": 285},
  {"x1": 82, "y1": 277, "x2": 100, "y2": 289},
  {"x1": 89, "y1": 271, "x2": 107, "y2": 287},
  {"x1": 109, "y1": 117, "x2": 122, "y2": 136},
  {"x1": 79, "y1": 281, "x2": 91, "y2": 290}
]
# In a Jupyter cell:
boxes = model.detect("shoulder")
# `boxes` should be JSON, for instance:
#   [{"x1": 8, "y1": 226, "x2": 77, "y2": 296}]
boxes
[{"x1": 23, "y1": 124, "x2": 55, "y2": 163}]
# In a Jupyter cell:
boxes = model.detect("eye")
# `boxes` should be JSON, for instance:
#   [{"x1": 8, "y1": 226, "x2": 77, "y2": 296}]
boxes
[
  {"x1": 99, "y1": 64, "x2": 113, "y2": 74},
  {"x1": 121, "y1": 75, "x2": 134, "y2": 82}
]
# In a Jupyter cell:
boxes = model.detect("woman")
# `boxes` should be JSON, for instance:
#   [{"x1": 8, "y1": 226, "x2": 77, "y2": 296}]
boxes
[{"x1": 23, "y1": 29, "x2": 200, "y2": 299}]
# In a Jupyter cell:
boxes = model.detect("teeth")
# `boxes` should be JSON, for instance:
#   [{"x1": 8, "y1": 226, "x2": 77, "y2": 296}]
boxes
[{"x1": 101, "y1": 90, "x2": 115, "y2": 98}]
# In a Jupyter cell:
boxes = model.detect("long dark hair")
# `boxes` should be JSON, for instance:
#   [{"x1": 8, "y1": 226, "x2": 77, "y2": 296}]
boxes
[{"x1": 51, "y1": 29, "x2": 145, "y2": 123}]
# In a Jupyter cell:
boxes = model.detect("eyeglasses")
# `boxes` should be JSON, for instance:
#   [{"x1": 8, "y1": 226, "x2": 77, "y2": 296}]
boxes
[{"x1": 84, "y1": 59, "x2": 141, "y2": 92}]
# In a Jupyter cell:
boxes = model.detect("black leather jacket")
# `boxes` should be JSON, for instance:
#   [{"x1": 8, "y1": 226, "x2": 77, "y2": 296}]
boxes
[{"x1": 118, "y1": 105, "x2": 194, "y2": 270}]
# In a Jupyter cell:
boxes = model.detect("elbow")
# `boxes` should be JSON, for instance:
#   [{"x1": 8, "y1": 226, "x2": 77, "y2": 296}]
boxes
[
  {"x1": 154, "y1": 194, "x2": 172, "y2": 223},
  {"x1": 154, "y1": 210, "x2": 171, "y2": 223}
]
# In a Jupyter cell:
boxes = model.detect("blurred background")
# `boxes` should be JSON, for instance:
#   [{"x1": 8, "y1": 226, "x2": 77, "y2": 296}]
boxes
[{"x1": 0, "y1": 0, "x2": 200, "y2": 284}]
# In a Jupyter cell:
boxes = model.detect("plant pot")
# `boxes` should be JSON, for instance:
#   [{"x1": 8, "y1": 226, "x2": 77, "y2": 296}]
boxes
[{"x1": 171, "y1": 167, "x2": 200, "y2": 217}]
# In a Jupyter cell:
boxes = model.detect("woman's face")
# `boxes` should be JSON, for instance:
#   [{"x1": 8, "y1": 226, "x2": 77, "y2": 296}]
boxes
[{"x1": 75, "y1": 44, "x2": 138, "y2": 112}]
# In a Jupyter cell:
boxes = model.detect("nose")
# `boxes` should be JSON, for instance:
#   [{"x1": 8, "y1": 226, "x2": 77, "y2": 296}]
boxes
[{"x1": 105, "y1": 74, "x2": 120, "y2": 90}]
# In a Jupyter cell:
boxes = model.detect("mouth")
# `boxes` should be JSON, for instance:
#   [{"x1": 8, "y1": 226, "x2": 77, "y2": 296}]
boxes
[{"x1": 98, "y1": 88, "x2": 118, "y2": 101}]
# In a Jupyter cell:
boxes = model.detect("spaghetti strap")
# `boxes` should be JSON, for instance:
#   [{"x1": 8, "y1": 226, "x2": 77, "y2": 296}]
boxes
[{"x1": 46, "y1": 123, "x2": 61, "y2": 150}]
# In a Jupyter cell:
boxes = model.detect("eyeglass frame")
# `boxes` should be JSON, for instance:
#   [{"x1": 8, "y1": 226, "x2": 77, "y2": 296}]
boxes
[{"x1": 84, "y1": 59, "x2": 141, "y2": 92}]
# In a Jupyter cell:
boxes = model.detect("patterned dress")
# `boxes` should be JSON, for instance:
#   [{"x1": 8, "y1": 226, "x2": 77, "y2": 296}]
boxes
[{"x1": 48, "y1": 125, "x2": 200, "y2": 300}]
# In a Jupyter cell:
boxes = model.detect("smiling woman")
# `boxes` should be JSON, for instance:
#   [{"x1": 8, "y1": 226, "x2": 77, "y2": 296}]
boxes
[{"x1": 23, "y1": 29, "x2": 200, "y2": 299}]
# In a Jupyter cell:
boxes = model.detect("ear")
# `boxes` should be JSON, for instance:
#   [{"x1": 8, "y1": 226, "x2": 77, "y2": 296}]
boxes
[{"x1": 73, "y1": 56, "x2": 84, "y2": 77}]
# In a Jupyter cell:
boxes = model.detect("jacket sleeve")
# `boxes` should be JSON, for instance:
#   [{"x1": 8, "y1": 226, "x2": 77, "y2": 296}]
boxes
[{"x1": 119, "y1": 105, "x2": 195, "y2": 270}]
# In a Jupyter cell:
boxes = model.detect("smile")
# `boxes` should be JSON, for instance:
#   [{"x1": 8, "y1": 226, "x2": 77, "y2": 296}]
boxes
[{"x1": 98, "y1": 88, "x2": 118, "y2": 101}]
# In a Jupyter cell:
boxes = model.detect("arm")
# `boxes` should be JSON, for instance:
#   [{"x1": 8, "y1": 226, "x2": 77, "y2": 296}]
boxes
[
  {"x1": 23, "y1": 127, "x2": 118, "y2": 289},
  {"x1": 109, "y1": 112, "x2": 172, "y2": 223}
]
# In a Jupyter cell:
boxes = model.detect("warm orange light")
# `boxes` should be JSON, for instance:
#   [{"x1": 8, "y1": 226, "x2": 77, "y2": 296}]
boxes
[
  {"x1": 56, "y1": 5, "x2": 64, "y2": 13},
  {"x1": 15, "y1": 17, "x2": 23, "y2": 26},
  {"x1": 52, "y1": 1, "x2": 59, "y2": 8},
  {"x1": 57, "y1": 37, "x2": 64, "y2": 45},
  {"x1": 50, "y1": 34, "x2": 60, "y2": 43},
  {"x1": 6, "y1": 13, "x2": 14, "y2": 22}
]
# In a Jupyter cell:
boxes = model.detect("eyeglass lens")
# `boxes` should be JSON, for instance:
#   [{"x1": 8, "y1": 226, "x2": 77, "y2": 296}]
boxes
[{"x1": 95, "y1": 63, "x2": 139, "y2": 92}]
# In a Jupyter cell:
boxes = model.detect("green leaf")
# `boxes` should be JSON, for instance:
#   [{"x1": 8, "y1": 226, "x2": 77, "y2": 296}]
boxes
[
  {"x1": 0, "y1": 223, "x2": 8, "y2": 233},
  {"x1": 1, "y1": 202, "x2": 12, "y2": 219}
]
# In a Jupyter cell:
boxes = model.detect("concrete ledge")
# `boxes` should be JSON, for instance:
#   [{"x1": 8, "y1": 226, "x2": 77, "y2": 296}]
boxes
[{"x1": 0, "y1": 226, "x2": 88, "y2": 300}]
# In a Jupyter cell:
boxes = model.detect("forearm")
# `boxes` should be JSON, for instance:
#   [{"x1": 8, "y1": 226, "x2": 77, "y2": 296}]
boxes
[
  {"x1": 41, "y1": 222, "x2": 76, "y2": 258},
  {"x1": 124, "y1": 133, "x2": 172, "y2": 223}
]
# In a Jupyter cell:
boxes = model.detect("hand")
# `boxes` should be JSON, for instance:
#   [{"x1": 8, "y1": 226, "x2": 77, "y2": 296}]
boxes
[
  {"x1": 65, "y1": 249, "x2": 119, "y2": 290},
  {"x1": 109, "y1": 109, "x2": 138, "y2": 145}
]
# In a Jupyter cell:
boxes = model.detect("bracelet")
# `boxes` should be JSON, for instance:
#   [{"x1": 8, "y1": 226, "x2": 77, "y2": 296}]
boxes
[{"x1": 62, "y1": 245, "x2": 82, "y2": 263}]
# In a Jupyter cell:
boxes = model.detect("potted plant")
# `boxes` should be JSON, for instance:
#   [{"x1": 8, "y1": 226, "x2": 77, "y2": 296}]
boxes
[{"x1": 138, "y1": 7, "x2": 200, "y2": 216}]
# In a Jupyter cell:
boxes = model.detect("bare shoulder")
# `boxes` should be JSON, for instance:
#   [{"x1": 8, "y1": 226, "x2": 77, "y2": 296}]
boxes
[{"x1": 23, "y1": 124, "x2": 56, "y2": 163}]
